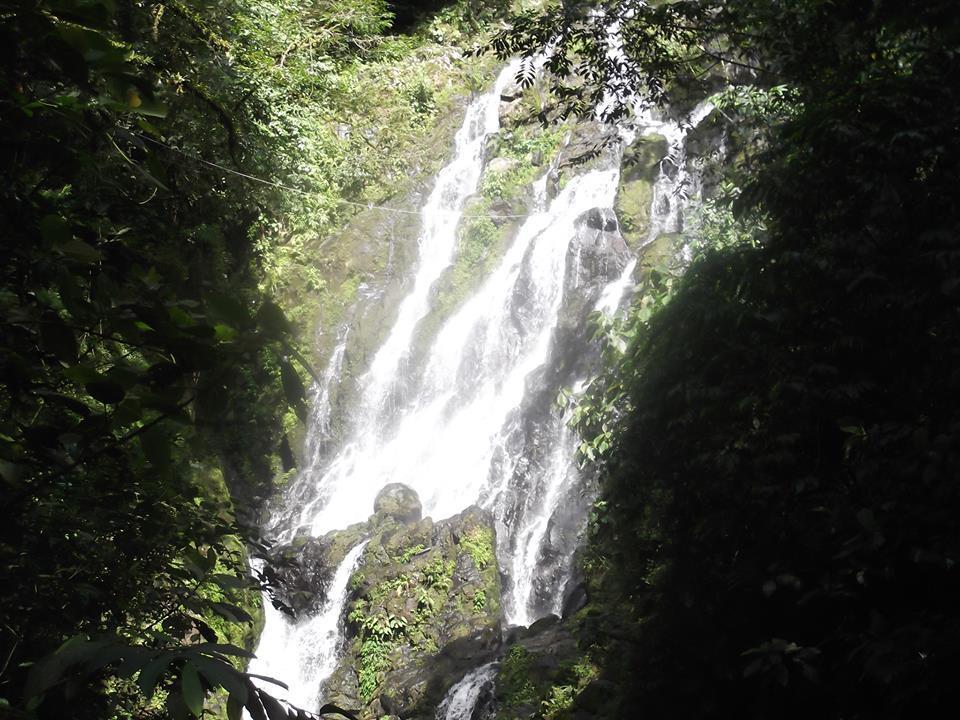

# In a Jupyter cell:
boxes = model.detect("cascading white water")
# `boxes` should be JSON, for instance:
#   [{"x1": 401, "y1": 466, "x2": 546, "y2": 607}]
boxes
[
  {"x1": 247, "y1": 540, "x2": 368, "y2": 711},
  {"x1": 289, "y1": 167, "x2": 622, "y2": 541},
  {"x1": 304, "y1": 331, "x2": 349, "y2": 470},
  {"x1": 499, "y1": 100, "x2": 716, "y2": 625},
  {"x1": 594, "y1": 100, "x2": 714, "y2": 315},
  {"x1": 252, "y1": 57, "x2": 715, "y2": 712},
  {"x1": 281, "y1": 330, "x2": 350, "y2": 520},
  {"x1": 434, "y1": 663, "x2": 498, "y2": 720},
  {"x1": 504, "y1": 418, "x2": 579, "y2": 627},
  {"x1": 359, "y1": 60, "x2": 522, "y2": 421}
]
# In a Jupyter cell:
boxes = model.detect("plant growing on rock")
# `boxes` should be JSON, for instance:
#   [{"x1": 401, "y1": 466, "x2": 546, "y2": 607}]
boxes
[{"x1": 461, "y1": 526, "x2": 496, "y2": 570}]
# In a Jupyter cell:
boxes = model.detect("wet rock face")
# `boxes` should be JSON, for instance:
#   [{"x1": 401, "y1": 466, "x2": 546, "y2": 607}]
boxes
[
  {"x1": 269, "y1": 536, "x2": 336, "y2": 617},
  {"x1": 572, "y1": 208, "x2": 630, "y2": 285},
  {"x1": 581, "y1": 207, "x2": 619, "y2": 233},
  {"x1": 268, "y1": 521, "x2": 369, "y2": 618},
  {"x1": 615, "y1": 133, "x2": 669, "y2": 248},
  {"x1": 324, "y1": 500, "x2": 502, "y2": 720},
  {"x1": 374, "y1": 483, "x2": 423, "y2": 524}
]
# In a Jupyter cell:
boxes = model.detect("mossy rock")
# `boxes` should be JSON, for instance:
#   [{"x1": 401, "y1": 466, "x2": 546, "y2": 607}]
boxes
[
  {"x1": 330, "y1": 504, "x2": 502, "y2": 719},
  {"x1": 615, "y1": 134, "x2": 669, "y2": 248},
  {"x1": 557, "y1": 121, "x2": 620, "y2": 178},
  {"x1": 634, "y1": 231, "x2": 686, "y2": 292},
  {"x1": 374, "y1": 483, "x2": 423, "y2": 524}
]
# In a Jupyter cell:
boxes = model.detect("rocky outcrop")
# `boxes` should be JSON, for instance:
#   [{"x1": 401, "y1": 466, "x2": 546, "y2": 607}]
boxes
[
  {"x1": 318, "y1": 488, "x2": 502, "y2": 720},
  {"x1": 615, "y1": 134, "x2": 668, "y2": 248},
  {"x1": 268, "y1": 520, "x2": 368, "y2": 618}
]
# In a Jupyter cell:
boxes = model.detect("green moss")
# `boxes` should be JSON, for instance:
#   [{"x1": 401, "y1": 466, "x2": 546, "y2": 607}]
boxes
[
  {"x1": 537, "y1": 656, "x2": 600, "y2": 719},
  {"x1": 357, "y1": 636, "x2": 395, "y2": 702},
  {"x1": 422, "y1": 554, "x2": 455, "y2": 592},
  {"x1": 420, "y1": 209, "x2": 514, "y2": 338},
  {"x1": 615, "y1": 134, "x2": 669, "y2": 248},
  {"x1": 460, "y1": 526, "x2": 495, "y2": 570},
  {"x1": 540, "y1": 684, "x2": 576, "y2": 719},
  {"x1": 259, "y1": 4, "x2": 506, "y2": 388},
  {"x1": 480, "y1": 125, "x2": 567, "y2": 202},
  {"x1": 409, "y1": 122, "x2": 569, "y2": 361},
  {"x1": 345, "y1": 542, "x2": 461, "y2": 703}
]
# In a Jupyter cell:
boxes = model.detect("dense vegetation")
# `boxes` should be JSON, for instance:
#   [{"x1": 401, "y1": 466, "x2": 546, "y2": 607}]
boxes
[
  {"x1": 0, "y1": 0, "x2": 509, "y2": 718},
  {"x1": 491, "y1": 0, "x2": 960, "y2": 717},
  {"x1": 5, "y1": 0, "x2": 958, "y2": 717}
]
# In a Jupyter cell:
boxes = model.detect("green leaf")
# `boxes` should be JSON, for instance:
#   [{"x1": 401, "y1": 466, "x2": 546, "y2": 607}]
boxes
[
  {"x1": 24, "y1": 636, "x2": 107, "y2": 699},
  {"x1": 169, "y1": 306, "x2": 195, "y2": 328},
  {"x1": 257, "y1": 301, "x2": 292, "y2": 340},
  {"x1": 208, "y1": 292, "x2": 252, "y2": 327},
  {"x1": 246, "y1": 673, "x2": 288, "y2": 690},
  {"x1": 137, "y1": 652, "x2": 175, "y2": 698},
  {"x1": 193, "y1": 656, "x2": 248, "y2": 703},
  {"x1": 209, "y1": 601, "x2": 254, "y2": 624},
  {"x1": 58, "y1": 239, "x2": 102, "y2": 264},
  {"x1": 113, "y1": 398, "x2": 143, "y2": 426},
  {"x1": 139, "y1": 427, "x2": 172, "y2": 468},
  {"x1": 227, "y1": 692, "x2": 245, "y2": 720},
  {"x1": 214, "y1": 323, "x2": 238, "y2": 342},
  {"x1": 64, "y1": 365, "x2": 104, "y2": 385},
  {"x1": 259, "y1": 690, "x2": 289, "y2": 720},
  {"x1": 317, "y1": 703, "x2": 360, "y2": 720},
  {"x1": 244, "y1": 682, "x2": 268, "y2": 720},
  {"x1": 40, "y1": 317, "x2": 78, "y2": 362},
  {"x1": 280, "y1": 360, "x2": 306, "y2": 421},
  {"x1": 181, "y1": 662, "x2": 204, "y2": 718},
  {"x1": 39, "y1": 215, "x2": 72, "y2": 245},
  {"x1": 129, "y1": 98, "x2": 169, "y2": 118},
  {"x1": 0, "y1": 460, "x2": 23, "y2": 486},
  {"x1": 210, "y1": 573, "x2": 255, "y2": 590},
  {"x1": 856, "y1": 508, "x2": 876, "y2": 531},
  {"x1": 200, "y1": 644, "x2": 255, "y2": 659},
  {"x1": 184, "y1": 546, "x2": 208, "y2": 579}
]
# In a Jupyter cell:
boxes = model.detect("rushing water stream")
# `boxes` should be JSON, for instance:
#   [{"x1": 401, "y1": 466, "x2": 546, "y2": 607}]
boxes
[{"x1": 250, "y1": 59, "x2": 712, "y2": 716}]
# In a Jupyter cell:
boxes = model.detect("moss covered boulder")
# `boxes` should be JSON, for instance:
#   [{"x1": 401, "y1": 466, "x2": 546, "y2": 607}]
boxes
[
  {"x1": 374, "y1": 483, "x2": 423, "y2": 524},
  {"x1": 324, "y1": 497, "x2": 502, "y2": 720}
]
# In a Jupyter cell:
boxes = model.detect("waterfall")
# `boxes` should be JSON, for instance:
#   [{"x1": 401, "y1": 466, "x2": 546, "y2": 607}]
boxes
[
  {"x1": 359, "y1": 59, "x2": 522, "y2": 421},
  {"x1": 247, "y1": 540, "x2": 368, "y2": 711},
  {"x1": 435, "y1": 663, "x2": 498, "y2": 720},
  {"x1": 307, "y1": 329, "x2": 349, "y2": 455},
  {"x1": 279, "y1": 329, "x2": 350, "y2": 525},
  {"x1": 502, "y1": 419, "x2": 576, "y2": 626},
  {"x1": 251, "y1": 59, "x2": 714, "y2": 713},
  {"x1": 595, "y1": 100, "x2": 714, "y2": 315}
]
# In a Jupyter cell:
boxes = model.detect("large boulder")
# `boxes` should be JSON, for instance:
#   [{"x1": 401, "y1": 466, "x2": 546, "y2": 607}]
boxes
[
  {"x1": 374, "y1": 483, "x2": 423, "y2": 524},
  {"x1": 327, "y1": 504, "x2": 502, "y2": 719}
]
